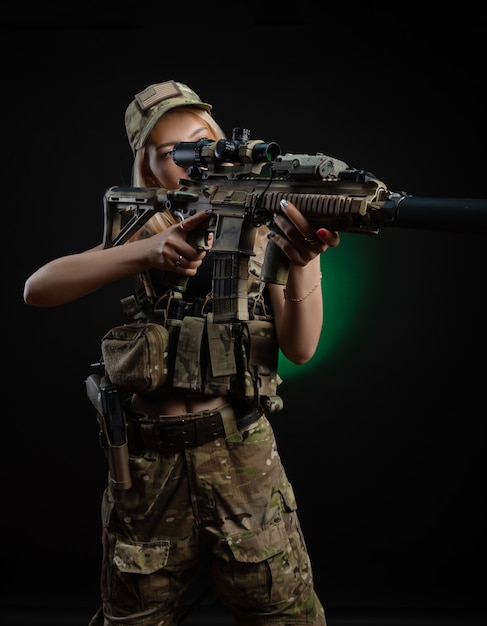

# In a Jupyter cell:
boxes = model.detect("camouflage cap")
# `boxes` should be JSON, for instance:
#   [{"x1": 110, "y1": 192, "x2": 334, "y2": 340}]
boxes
[{"x1": 125, "y1": 80, "x2": 212, "y2": 154}]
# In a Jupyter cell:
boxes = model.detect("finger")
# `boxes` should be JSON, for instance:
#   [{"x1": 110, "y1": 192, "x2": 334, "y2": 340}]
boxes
[
  {"x1": 173, "y1": 253, "x2": 184, "y2": 267},
  {"x1": 168, "y1": 212, "x2": 209, "y2": 257},
  {"x1": 179, "y1": 209, "x2": 212, "y2": 231},
  {"x1": 316, "y1": 228, "x2": 340, "y2": 248},
  {"x1": 170, "y1": 250, "x2": 205, "y2": 273},
  {"x1": 277, "y1": 199, "x2": 312, "y2": 234},
  {"x1": 277, "y1": 200, "x2": 329, "y2": 254},
  {"x1": 272, "y1": 214, "x2": 323, "y2": 259},
  {"x1": 267, "y1": 230, "x2": 313, "y2": 266}
]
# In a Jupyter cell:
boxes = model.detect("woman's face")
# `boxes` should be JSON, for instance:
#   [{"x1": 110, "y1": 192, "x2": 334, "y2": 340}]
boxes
[{"x1": 144, "y1": 108, "x2": 216, "y2": 189}]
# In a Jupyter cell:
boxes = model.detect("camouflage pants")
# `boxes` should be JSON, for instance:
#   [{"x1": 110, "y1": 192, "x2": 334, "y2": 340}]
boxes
[{"x1": 89, "y1": 409, "x2": 326, "y2": 626}]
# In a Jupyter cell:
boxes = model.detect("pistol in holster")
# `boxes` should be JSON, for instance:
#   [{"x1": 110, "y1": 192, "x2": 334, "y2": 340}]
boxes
[{"x1": 85, "y1": 373, "x2": 132, "y2": 490}]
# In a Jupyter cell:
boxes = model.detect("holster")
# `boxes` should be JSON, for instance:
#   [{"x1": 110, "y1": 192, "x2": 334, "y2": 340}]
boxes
[
  {"x1": 97, "y1": 410, "x2": 132, "y2": 491},
  {"x1": 85, "y1": 373, "x2": 132, "y2": 490}
]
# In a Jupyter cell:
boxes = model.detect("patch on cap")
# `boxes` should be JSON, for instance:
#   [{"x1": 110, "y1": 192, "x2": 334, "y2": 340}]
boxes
[
  {"x1": 135, "y1": 80, "x2": 183, "y2": 111},
  {"x1": 125, "y1": 80, "x2": 213, "y2": 155}
]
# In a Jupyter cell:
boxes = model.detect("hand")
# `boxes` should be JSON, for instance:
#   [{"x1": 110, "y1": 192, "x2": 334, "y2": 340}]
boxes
[
  {"x1": 145, "y1": 209, "x2": 213, "y2": 275},
  {"x1": 269, "y1": 199, "x2": 340, "y2": 266}
]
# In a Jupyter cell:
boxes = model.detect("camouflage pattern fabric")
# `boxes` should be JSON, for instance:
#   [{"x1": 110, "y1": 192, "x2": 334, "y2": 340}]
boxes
[
  {"x1": 88, "y1": 411, "x2": 326, "y2": 626},
  {"x1": 125, "y1": 80, "x2": 212, "y2": 155}
]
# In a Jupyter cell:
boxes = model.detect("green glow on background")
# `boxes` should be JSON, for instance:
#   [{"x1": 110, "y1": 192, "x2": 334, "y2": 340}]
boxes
[{"x1": 278, "y1": 235, "x2": 372, "y2": 379}]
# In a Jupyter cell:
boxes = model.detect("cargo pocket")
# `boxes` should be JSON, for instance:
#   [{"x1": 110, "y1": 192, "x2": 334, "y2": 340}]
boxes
[
  {"x1": 277, "y1": 478, "x2": 315, "y2": 587},
  {"x1": 113, "y1": 536, "x2": 170, "y2": 575},
  {"x1": 105, "y1": 536, "x2": 172, "y2": 610},
  {"x1": 217, "y1": 516, "x2": 310, "y2": 608}
]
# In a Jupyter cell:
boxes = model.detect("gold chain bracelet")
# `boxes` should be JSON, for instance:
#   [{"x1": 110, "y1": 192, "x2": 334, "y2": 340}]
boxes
[{"x1": 283, "y1": 272, "x2": 323, "y2": 302}]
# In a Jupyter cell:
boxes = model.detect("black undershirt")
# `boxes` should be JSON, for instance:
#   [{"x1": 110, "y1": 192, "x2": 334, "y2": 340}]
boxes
[
  {"x1": 146, "y1": 251, "x2": 272, "y2": 315},
  {"x1": 147, "y1": 251, "x2": 213, "y2": 301}
]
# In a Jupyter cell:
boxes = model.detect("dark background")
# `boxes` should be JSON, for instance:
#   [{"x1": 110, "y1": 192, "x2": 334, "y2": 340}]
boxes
[{"x1": 2, "y1": 5, "x2": 486, "y2": 625}]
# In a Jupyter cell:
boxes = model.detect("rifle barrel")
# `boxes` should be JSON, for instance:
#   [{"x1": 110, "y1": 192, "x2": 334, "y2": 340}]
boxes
[{"x1": 382, "y1": 196, "x2": 487, "y2": 234}]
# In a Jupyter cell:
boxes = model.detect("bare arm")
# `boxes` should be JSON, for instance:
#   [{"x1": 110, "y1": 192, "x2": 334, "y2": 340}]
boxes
[
  {"x1": 23, "y1": 211, "x2": 212, "y2": 307},
  {"x1": 268, "y1": 200, "x2": 339, "y2": 364}
]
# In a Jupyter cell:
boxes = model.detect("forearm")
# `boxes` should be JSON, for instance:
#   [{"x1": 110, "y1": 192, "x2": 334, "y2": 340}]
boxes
[
  {"x1": 271, "y1": 256, "x2": 323, "y2": 364},
  {"x1": 24, "y1": 210, "x2": 213, "y2": 308},
  {"x1": 23, "y1": 240, "x2": 150, "y2": 307}
]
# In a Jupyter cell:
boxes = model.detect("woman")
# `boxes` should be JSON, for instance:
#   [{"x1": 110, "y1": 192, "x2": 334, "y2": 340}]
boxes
[{"x1": 24, "y1": 80, "x2": 340, "y2": 626}]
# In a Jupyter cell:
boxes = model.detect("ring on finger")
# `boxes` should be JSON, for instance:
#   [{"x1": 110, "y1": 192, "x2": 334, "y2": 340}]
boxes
[{"x1": 174, "y1": 254, "x2": 184, "y2": 267}]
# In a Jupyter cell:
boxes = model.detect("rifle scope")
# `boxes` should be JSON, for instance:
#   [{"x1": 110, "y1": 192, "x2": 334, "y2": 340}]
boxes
[{"x1": 172, "y1": 127, "x2": 281, "y2": 168}]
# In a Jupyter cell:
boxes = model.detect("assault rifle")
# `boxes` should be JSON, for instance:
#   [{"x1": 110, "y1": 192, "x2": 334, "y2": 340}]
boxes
[{"x1": 103, "y1": 127, "x2": 487, "y2": 322}]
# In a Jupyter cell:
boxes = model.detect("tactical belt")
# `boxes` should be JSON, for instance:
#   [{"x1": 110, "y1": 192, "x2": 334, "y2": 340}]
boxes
[{"x1": 126, "y1": 402, "x2": 262, "y2": 452}]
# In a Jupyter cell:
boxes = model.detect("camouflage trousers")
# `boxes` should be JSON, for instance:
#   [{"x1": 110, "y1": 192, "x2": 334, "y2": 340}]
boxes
[{"x1": 89, "y1": 408, "x2": 326, "y2": 626}]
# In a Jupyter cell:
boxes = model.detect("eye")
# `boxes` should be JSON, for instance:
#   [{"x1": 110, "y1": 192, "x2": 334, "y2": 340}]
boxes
[{"x1": 160, "y1": 150, "x2": 173, "y2": 160}]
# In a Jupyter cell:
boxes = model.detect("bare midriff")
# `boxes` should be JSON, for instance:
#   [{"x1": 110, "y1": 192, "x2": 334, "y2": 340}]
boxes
[{"x1": 131, "y1": 390, "x2": 227, "y2": 419}]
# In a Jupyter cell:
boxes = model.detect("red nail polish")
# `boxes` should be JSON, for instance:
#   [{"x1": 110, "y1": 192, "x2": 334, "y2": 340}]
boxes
[{"x1": 317, "y1": 228, "x2": 327, "y2": 238}]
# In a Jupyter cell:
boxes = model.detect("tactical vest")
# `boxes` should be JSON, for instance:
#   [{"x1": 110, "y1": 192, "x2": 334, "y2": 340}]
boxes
[{"x1": 104, "y1": 250, "x2": 283, "y2": 414}]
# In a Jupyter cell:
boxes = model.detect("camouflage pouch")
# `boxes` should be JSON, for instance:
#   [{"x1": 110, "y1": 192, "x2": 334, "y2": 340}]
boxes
[
  {"x1": 101, "y1": 322, "x2": 169, "y2": 394},
  {"x1": 172, "y1": 316, "x2": 206, "y2": 392},
  {"x1": 203, "y1": 321, "x2": 238, "y2": 396},
  {"x1": 240, "y1": 320, "x2": 282, "y2": 410}
]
